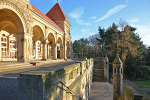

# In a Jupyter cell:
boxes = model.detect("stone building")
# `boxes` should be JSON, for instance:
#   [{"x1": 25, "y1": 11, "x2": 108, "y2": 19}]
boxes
[{"x1": 0, "y1": 0, "x2": 72, "y2": 62}]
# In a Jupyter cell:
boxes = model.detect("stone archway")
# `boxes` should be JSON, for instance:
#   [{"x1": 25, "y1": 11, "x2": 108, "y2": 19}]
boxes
[
  {"x1": 0, "y1": 8, "x2": 24, "y2": 61},
  {"x1": 57, "y1": 37, "x2": 63, "y2": 59},
  {"x1": 47, "y1": 32, "x2": 56, "y2": 59},
  {"x1": 32, "y1": 25, "x2": 44, "y2": 59}
]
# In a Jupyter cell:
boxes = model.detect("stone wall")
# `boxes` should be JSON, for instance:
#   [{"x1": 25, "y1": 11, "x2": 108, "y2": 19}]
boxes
[
  {"x1": 18, "y1": 58, "x2": 93, "y2": 100},
  {"x1": 117, "y1": 86, "x2": 143, "y2": 100}
]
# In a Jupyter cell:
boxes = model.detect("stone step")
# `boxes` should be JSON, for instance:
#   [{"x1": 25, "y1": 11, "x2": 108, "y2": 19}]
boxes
[
  {"x1": 93, "y1": 69, "x2": 104, "y2": 71},
  {"x1": 93, "y1": 72, "x2": 104, "y2": 75},
  {"x1": 93, "y1": 67, "x2": 103, "y2": 69},
  {"x1": 93, "y1": 69, "x2": 103, "y2": 72},
  {"x1": 93, "y1": 78, "x2": 104, "y2": 82},
  {"x1": 0, "y1": 65, "x2": 33, "y2": 70},
  {"x1": 0, "y1": 63, "x2": 32, "y2": 68},
  {"x1": 93, "y1": 74, "x2": 104, "y2": 77},
  {"x1": 0, "y1": 65, "x2": 35, "y2": 72},
  {"x1": 93, "y1": 60, "x2": 105, "y2": 82},
  {"x1": 0, "y1": 63, "x2": 35, "y2": 72}
]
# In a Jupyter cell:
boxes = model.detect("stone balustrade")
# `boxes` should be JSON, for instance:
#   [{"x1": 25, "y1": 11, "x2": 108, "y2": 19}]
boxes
[
  {"x1": 117, "y1": 86, "x2": 143, "y2": 100},
  {"x1": 18, "y1": 58, "x2": 93, "y2": 100}
]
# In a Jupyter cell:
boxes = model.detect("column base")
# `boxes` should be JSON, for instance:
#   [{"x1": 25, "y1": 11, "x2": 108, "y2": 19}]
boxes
[
  {"x1": 17, "y1": 59, "x2": 31, "y2": 63},
  {"x1": 41, "y1": 59, "x2": 47, "y2": 61}
]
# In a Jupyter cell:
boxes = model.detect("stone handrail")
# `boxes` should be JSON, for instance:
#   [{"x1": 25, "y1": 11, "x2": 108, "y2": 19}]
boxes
[
  {"x1": 56, "y1": 81, "x2": 84, "y2": 100},
  {"x1": 117, "y1": 86, "x2": 143, "y2": 100},
  {"x1": 18, "y1": 58, "x2": 93, "y2": 100}
]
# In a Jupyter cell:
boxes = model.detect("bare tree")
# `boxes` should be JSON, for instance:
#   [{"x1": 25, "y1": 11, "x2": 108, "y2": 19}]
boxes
[{"x1": 119, "y1": 18, "x2": 128, "y2": 31}]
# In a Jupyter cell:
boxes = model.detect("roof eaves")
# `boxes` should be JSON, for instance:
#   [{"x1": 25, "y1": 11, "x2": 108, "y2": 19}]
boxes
[{"x1": 31, "y1": 4, "x2": 64, "y2": 33}]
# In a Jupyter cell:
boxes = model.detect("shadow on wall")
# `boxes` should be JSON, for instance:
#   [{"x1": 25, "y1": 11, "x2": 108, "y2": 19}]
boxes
[{"x1": 44, "y1": 68, "x2": 66, "y2": 100}]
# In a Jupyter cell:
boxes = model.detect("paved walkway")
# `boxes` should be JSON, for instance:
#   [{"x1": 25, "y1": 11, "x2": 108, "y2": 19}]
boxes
[
  {"x1": 88, "y1": 82, "x2": 113, "y2": 100},
  {"x1": 89, "y1": 80, "x2": 150, "y2": 100},
  {"x1": 0, "y1": 61, "x2": 75, "y2": 100},
  {"x1": 123, "y1": 80, "x2": 150, "y2": 99}
]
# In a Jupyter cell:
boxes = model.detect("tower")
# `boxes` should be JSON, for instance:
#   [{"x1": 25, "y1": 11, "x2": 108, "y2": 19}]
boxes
[{"x1": 113, "y1": 55, "x2": 123, "y2": 100}]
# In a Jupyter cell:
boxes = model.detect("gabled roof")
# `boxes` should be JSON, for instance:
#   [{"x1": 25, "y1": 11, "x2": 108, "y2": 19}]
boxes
[
  {"x1": 46, "y1": 3, "x2": 70, "y2": 23},
  {"x1": 31, "y1": 4, "x2": 64, "y2": 32}
]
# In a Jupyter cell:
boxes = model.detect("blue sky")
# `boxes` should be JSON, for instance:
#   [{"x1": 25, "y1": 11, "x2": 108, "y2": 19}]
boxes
[{"x1": 30, "y1": 0, "x2": 150, "y2": 46}]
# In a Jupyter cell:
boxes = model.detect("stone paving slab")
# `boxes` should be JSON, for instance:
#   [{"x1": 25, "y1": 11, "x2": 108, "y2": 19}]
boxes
[{"x1": 89, "y1": 82, "x2": 113, "y2": 100}]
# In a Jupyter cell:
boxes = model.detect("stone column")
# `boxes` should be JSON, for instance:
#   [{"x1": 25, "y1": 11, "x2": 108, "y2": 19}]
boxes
[
  {"x1": 0, "y1": 31, "x2": 1, "y2": 61},
  {"x1": 60, "y1": 46, "x2": 64, "y2": 59},
  {"x1": 113, "y1": 55, "x2": 123, "y2": 100},
  {"x1": 104, "y1": 55, "x2": 109, "y2": 82},
  {"x1": 28, "y1": 38, "x2": 33, "y2": 60},
  {"x1": 17, "y1": 34, "x2": 24, "y2": 62},
  {"x1": 63, "y1": 35, "x2": 67, "y2": 60},
  {"x1": 47, "y1": 45, "x2": 49, "y2": 59},
  {"x1": 17, "y1": 33, "x2": 33, "y2": 62},
  {"x1": 64, "y1": 46, "x2": 67, "y2": 60},
  {"x1": 53, "y1": 43, "x2": 57, "y2": 60},
  {"x1": 42, "y1": 40, "x2": 48, "y2": 61}
]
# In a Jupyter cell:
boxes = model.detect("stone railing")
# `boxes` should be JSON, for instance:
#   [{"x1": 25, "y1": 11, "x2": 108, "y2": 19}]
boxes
[
  {"x1": 18, "y1": 58, "x2": 93, "y2": 100},
  {"x1": 117, "y1": 86, "x2": 143, "y2": 100}
]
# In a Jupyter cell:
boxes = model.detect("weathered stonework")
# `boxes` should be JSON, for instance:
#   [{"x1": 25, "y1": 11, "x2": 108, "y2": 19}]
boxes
[
  {"x1": 113, "y1": 55, "x2": 123, "y2": 100},
  {"x1": 0, "y1": 0, "x2": 72, "y2": 62},
  {"x1": 18, "y1": 58, "x2": 94, "y2": 100},
  {"x1": 117, "y1": 86, "x2": 143, "y2": 100},
  {"x1": 103, "y1": 55, "x2": 109, "y2": 82}
]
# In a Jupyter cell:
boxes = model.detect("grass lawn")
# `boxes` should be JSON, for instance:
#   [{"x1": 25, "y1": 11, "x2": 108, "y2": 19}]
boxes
[
  {"x1": 147, "y1": 91, "x2": 150, "y2": 95},
  {"x1": 134, "y1": 80, "x2": 150, "y2": 88}
]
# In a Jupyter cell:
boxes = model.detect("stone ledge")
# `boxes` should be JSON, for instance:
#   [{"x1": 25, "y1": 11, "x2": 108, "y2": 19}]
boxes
[{"x1": 124, "y1": 86, "x2": 143, "y2": 100}]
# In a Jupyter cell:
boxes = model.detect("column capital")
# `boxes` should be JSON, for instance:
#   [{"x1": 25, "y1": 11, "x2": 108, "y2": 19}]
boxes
[
  {"x1": 53, "y1": 43, "x2": 58, "y2": 46},
  {"x1": 41, "y1": 41, "x2": 46, "y2": 44},
  {"x1": 42, "y1": 39, "x2": 49, "y2": 44},
  {"x1": 21, "y1": 38, "x2": 27, "y2": 42},
  {"x1": 60, "y1": 46, "x2": 64, "y2": 48}
]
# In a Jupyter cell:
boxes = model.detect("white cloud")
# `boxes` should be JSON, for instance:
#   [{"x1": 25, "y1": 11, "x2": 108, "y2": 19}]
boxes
[
  {"x1": 85, "y1": 23, "x2": 91, "y2": 25},
  {"x1": 131, "y1": 24, "x2": 150, "y2": 46},
  {"x1": 95, "y1": 5, "x2": 127, "y2": 22},
  {"x1": 89, "y1": 16, "x2": 97, "y2": 19},
  {"x1": 71, "y1": 34, "x2": 79, "y2": 42},
  {"x1": 76, "y1": 19, "x2": 84, "y2": 25},
  {"x1": 142, "y1": 34, "x2": 150, "y2": 46},
  {"x1": 69, "y1": 7, "x2": 84, "y2": 19},
  {"x1": 76, "y1": 19, "x2": 91, "y2": 25},
  {"x1": 128, "y1": 18, "x2": 139, "y2": 23},
  {"x1": 89, "y1": 32, "x2": 95, "y2": 36},
  {"x1": 81, "y1": 29, "x2": 90, "y2": 35},
  {"x1": 125, "y1": 0, "x2": 128, "y2": 3}
]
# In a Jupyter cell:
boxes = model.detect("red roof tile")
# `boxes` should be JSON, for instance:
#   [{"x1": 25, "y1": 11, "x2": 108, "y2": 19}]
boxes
[
  {"x1": 46, "y1": 3, "x2": 70, "y2": 23},
  {"x1": 31, "y1": 4, "x2": 64, "y2": 32}
]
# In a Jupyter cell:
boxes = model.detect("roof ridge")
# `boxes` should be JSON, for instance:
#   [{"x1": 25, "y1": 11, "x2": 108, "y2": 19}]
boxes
[{"x1": 46, "y1": 3, "x2": 70, "y2": 22}]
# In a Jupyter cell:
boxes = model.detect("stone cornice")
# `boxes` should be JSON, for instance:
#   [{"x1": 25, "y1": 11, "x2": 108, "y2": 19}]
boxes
[{"x1": 33, "y1": 10, "x2": 64, "y2": 35}]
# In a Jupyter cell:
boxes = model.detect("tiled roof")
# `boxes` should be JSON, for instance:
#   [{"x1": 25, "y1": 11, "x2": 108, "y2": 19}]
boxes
[
  {"x1": 46, "y1": 3, "x2": 70, "y2": 23},
  {"x1": 31, "y1": 4, "x2": 64, "y2": 32}
]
